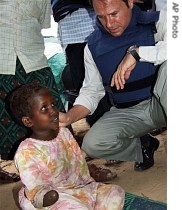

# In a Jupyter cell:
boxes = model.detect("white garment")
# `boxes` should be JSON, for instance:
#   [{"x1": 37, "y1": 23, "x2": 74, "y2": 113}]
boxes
[
  {"x1": 139, "y1": 10, "x2": 167, "y2": 64},
  {"x1": 41, "y1": 15, "x2": 58, "y2": 38},
  {"x1": 41, "y1": 15, "x2": 63, "y2": 60},
  {"x1": 74, "y1": 10, "x2": 167, "y2": 114},
  {"x1": 0, "y1": 0, "x2": 51, "y2": 75},
  {"x1": 155, "y1": 0, "x2": 167, "y2": 11}
]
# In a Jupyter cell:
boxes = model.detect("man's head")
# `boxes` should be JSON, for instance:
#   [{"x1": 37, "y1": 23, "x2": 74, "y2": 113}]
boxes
[{"x1": 92, "y1": 0, "x2": 134, "y2": 36}]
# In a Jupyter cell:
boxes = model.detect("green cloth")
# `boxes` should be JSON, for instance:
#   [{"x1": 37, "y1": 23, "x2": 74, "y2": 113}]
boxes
[
  {"x1": 48, "y1": 52, "x2": 66, "y2": 105},
  {"x1": 124, "y1": 192, "x2": 167, "y2": 210}
]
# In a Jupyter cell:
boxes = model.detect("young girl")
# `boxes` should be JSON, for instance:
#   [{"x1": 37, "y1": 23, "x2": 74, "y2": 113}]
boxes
[{"x1": 9, "y1": 82, "x2": 125, "y2": 210}]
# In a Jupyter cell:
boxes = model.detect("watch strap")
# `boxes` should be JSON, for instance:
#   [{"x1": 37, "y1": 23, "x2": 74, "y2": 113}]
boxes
[{"x1": 127, "y1": 46, "x2": 140, "y2": 61}]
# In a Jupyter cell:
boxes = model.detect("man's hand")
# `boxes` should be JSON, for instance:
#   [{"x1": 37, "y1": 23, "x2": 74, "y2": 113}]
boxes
[
  {"x1": 59, "y1": 105, "x2": 91, "y2": 127},
  {"x1": 59, "y1": 112, "x2": 71, "y2": 127},
  {"x1": 111, "y1": 53, "x2": 137, "y2": 89}
]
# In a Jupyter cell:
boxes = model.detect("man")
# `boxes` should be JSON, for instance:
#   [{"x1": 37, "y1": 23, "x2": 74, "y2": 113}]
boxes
[{"x1": 59, "y1": 0, "x2": 167, "y2": 171}]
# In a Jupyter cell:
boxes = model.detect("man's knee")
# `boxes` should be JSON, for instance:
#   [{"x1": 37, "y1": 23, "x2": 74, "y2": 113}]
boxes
[
  {"x1": 153, "y1": 61, "x2": 167, "y2": 115},
  {"x1": 81, "y1": 134, "x2": 99, "y2": 157}
]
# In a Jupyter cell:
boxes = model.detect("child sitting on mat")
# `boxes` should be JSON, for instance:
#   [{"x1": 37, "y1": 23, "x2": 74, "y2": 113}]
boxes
[{"x1": 9, "y1": 82, "x2": 125, "y2": 210}]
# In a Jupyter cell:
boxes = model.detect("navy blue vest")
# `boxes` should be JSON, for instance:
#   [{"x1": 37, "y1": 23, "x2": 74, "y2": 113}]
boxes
[
  {"x1": 88, "y1": 6, "x2": 160, "y2": 108},
  {"x1": 51, "y1": 0, "x2": 92, "y2": 22}
]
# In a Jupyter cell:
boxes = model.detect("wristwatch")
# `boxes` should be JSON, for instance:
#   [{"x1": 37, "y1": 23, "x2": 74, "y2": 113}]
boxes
[{"x1": 127, "y1": 45, "x2": 140, "y2": 61}]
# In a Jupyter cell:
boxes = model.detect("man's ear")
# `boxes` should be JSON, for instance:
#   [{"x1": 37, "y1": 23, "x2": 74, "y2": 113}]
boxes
[
  {"x1": 128, "y1": 0, "x2": 134, "y2": 9},
  {"x1": 22, "y1": 116, "x2": 33, "y2": 128}
]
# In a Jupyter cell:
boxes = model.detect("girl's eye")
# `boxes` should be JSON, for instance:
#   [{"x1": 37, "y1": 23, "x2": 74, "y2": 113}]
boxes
[{"x1": 41, "y1": 106, "x2": 46, "y2": 111}]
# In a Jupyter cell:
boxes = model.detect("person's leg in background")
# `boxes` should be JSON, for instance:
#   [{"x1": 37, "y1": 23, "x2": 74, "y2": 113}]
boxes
[{"x1": 65, "y1": 43, "x2": 86, "y2": 93}]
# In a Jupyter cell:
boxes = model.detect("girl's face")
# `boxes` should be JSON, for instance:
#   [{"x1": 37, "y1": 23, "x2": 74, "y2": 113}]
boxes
[{"x1": 28, "y1": 88, "x2": 59, "y2": 140}]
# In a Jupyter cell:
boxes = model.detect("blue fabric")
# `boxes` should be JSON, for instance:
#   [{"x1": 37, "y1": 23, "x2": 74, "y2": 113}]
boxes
[
  {"x1": 88, "y1": 6, "x2": 160, "y2": 106},
  {"x1": 51, "y1": 0, "x2": 92, "y2": 22}
]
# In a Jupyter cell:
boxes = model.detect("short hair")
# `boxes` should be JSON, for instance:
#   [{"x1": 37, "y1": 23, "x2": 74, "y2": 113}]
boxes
[
  {"x1": 9, "y1": 81, "x2": 46, "y2": 126},
  {"x1": 90, "y1": 0, "x2": 129, "y2": 7}
]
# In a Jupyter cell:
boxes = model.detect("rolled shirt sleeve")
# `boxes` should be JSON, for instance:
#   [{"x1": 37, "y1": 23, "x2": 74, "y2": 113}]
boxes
[
  {"x1": 139, "y1": 10, "x2": 167, "y2": 65},
  {"x1": 74, "y1": 45, "x2": 105, "y2": 114}
]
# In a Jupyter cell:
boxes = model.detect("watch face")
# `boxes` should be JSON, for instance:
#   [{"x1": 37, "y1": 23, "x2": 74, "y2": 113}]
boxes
[
  {"x1": 127, "y1": 45, "x2": 136, "y2": 53},
  {"x1": 129, "y1": 45, "x2": 137, "y2": 51}
]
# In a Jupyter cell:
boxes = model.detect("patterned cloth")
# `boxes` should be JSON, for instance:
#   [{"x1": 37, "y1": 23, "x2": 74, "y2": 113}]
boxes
[
  {"x1": 0, "y1": 58, "x2": 65, "y2": 160},
  {"x1": 15, "y1": 127, "x2": 125, "y2": 209},
  {"x1": 57, "y1": 7, "x2": 96, "y2": 49},
  {"x1": 123, "y1": 192, "x2": 167, "y2": 210}
]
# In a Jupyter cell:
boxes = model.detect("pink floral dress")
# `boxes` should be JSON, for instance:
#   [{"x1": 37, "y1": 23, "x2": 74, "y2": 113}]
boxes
[{"x1": 14, "y1": 127, "x2": 125, "y2": 210}]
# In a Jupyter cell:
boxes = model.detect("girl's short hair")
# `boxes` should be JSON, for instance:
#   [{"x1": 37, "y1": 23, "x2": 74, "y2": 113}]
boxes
[{"x1": 9, "y1": 81, "x2": 45, "y2": 126}]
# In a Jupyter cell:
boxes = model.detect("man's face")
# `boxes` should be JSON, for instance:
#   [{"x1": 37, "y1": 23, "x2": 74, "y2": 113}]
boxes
[{"x1": 93, "y1": 0, "x2": 133, "y2": 37}]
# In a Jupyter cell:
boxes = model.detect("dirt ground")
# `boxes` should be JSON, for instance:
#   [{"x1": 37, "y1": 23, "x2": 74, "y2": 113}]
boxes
[{"x1": 0, "y1": 119, "x2": 167, "y2": 209}]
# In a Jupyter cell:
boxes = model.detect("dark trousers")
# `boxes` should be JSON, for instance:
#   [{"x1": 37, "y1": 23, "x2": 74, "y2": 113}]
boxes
[{"x1": 65, "y1": 43, "x2": 86, "y2": 92}]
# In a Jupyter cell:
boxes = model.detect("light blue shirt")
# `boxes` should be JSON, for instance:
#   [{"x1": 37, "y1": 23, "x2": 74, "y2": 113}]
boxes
[{"x1": 57, "y1": 8, "x2": 96, "y2": 50}]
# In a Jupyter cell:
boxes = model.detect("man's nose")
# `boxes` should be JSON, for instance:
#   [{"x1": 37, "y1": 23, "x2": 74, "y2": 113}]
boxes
[{"x1": 106, "y1": 16, "x2": 113, "y2": 28}]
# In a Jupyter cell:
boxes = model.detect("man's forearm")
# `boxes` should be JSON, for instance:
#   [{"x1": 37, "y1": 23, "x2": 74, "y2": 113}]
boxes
[{"x1": 59, "y1": 105, "x2": 91, "y2": 127}]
